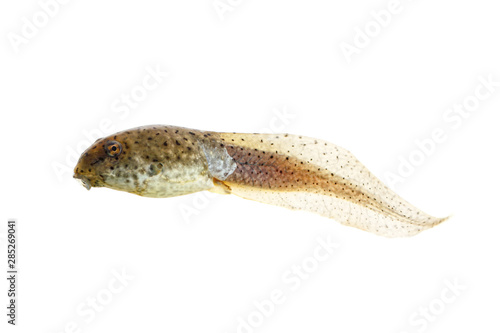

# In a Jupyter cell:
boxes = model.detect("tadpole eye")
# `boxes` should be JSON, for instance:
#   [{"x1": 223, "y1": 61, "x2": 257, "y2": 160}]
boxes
[{"x1": 105, "y1": 141, "x2": 122, "y2": 157}]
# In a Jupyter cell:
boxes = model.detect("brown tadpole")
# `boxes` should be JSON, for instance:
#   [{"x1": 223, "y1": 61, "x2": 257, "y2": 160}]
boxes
[{"x1": 73, "y1": 125, "x2": 449, "y2": 238}]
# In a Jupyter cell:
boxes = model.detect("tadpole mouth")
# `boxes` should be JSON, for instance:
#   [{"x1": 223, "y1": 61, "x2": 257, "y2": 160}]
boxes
[{"x1": 73, "y1": 174, "x2": 92, "y2": 190}]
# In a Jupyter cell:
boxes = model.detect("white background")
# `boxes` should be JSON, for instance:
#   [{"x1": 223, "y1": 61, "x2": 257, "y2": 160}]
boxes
[{"x1": 1, "y1": 0, "x2": 499, "y2": 332}]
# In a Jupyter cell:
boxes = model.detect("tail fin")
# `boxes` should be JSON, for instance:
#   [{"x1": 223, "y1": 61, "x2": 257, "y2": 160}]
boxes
[{"x1": 212, "y1": 132, "x2": 448, "y2": 237}]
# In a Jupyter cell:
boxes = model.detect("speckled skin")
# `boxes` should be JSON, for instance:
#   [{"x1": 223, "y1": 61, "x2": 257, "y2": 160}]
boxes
[
  {"x1": 74, "y1": 125, "x2": 447, "y2": 237},
  {"x1": 74, "y1": 125, "x2": 235, "y2": 198}
]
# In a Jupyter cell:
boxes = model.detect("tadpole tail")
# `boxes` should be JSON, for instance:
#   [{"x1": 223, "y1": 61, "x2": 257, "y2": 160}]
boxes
[{"x1": 210, "y1": 132, "x2": 448, "y2": 237}]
